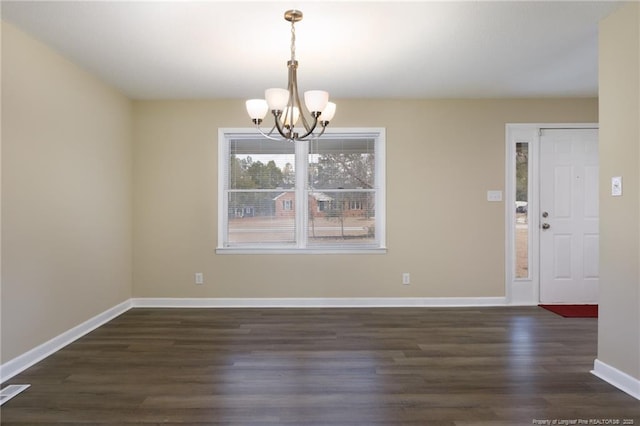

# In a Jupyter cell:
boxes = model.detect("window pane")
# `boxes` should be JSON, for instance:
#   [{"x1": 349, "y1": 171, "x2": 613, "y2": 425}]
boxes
[
  {"x1": 229, "y1": 139, "x2": 295, "y2": 190},
  {"x1": 515, "y1": 142, "x2": 529, "y2": 278},
  {"x1": 309, "y1": 139, "x2": 375, "y2": 190},
  {"x1": 307, "y1": 190, "x2": 376, "y2": 246},
  {"x1": 226, "y1": 139, "x2": 296, "y2": 245},
  {"x1": 227, "y1": 191, "x2": 295, "y2": 244}
]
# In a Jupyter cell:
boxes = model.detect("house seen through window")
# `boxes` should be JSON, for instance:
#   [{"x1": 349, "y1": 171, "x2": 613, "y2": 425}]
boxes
[{"x1": 218, "y1": 129, "x2": 386, "y2": 253}]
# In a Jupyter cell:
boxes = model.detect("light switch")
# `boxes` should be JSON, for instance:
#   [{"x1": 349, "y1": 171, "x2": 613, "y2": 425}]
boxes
[
  {"x1": 611, "y1": 176, "x2": 622, "y2": 196},
  {"x1": 487, "y1": 190, "x2": 503, "y2": 202}
]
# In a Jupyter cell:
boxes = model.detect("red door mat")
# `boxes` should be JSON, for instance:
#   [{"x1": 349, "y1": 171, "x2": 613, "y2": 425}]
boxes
[{"x1": 539, "y1": 304, "x2": 598, "y2": 318}]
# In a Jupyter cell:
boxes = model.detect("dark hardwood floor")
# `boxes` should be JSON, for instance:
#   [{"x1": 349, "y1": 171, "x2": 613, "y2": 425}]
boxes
[{"x1": 2, "y1": 307, "x2": 639, "y2": 425}]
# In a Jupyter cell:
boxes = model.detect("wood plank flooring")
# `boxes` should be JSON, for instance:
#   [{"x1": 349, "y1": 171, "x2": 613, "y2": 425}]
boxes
[{"x1": 2, "y1": 307, "x2": 639, "y2": 425}]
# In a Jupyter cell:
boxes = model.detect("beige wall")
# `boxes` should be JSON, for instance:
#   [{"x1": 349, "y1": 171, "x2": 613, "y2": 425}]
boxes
[
  {"x1": 598, "y1": 3, "x2": 640, "y2": 380},
  {"x1": 133, "y1": 99, "x2": 597, "y2": 299},
  {"x1": 1, "y1": 22, "x2": 133, "y2": 362}
]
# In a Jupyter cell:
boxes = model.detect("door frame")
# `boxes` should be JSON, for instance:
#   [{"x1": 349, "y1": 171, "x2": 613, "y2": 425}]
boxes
[{"x1": 505, "y1": 123, "x2": 598, "y2": 305}]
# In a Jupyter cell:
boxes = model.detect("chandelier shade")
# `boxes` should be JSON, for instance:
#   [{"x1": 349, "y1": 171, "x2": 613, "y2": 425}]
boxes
[
  {"x1": 245, "y1": 10, "x2": 336, "y2": 142},
  {"x1": 281, "y1": 106, "x2": 300, "y2": 127},
  {"x1": 245, "y1": 99, "x2": 269, "y2": 121},
  {"x1": 304, "y1": 90, "x2": 329, "y2": 113},
  {"x1": 318, "y1": 102, "x2": 337, "y2": 123},
  {"x1": 265, "y1": 88, "x2": 289, "y2": 111}
]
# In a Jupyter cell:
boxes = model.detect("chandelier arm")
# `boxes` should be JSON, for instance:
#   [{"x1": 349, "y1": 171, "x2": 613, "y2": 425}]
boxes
[
  {"x1": 298, "y1": 108, "x2": 313, "y2": 133},
  {"x1": 261, "y1": 113, "x2": 322, "y2": 142},
  {"x1": 296, "y1": 114, "x2": 321, "y2": 140},
  {"x1": 315, "y1": 122, "x2": 328, "y2": 138},
  {"x1": 286, "y1": 82, "x2": 297, "y2": 134},
  {"x1": 271, "y1": 110, "x2": 293, "y2": 140},
  {"x1": 287, "y1": 60, "x2": 313, "y2": 135},
  {"x1": 253, "y1": 123, "x2": 287, "y2": 141}
]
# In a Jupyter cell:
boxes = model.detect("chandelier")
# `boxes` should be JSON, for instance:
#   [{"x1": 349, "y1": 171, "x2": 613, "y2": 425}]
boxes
[{"x1": 245, "y1": 10, "x2": 336, "y2": 142}]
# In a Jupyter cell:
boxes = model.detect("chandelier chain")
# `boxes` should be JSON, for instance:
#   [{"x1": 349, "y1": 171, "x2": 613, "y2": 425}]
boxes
[{"x1": 290, "y1": 19, "x2": 296, "y2": 61}]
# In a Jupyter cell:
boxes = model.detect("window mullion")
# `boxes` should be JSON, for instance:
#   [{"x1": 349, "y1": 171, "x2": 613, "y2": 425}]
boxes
[
  {"x1": 218, "y1": 132, "x2": 230, "y2": 248},
  {"x1": 375, "y1": 129, "x2": 386, "y2": 248},
  {"x1": 295, "y1": 140, "x2": 309, "y2": 248}
]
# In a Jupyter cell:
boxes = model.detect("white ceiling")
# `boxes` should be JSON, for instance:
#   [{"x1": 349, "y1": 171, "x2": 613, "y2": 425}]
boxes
[{"x1": 1, "y1": 1, "x2": 621, "y2": 100}]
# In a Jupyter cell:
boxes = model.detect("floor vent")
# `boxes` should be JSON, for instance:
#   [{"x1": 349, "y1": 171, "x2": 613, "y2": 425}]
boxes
[{"x1": 0, "y1": 384, "x2": 30, "y2": 406}]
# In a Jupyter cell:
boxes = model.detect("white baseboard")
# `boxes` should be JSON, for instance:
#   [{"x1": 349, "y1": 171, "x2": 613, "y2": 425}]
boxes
[
  {"x1": 0, "y1": 299, "x2": 132, "y2": 383},
  {"x1": 592, "y1": 359, "x2": 640, "y2": 400},
  {"x1": 131, "y1": 296, "x2": 507, "y2": 308},
  {"x1": 0, "y1": 384, "x2": 31, "y2": 406}
]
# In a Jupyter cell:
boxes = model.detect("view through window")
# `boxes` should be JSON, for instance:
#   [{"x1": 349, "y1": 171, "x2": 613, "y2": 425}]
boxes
[
  {"x1": 307, "y1": 138, "x2": 376, "y2": 246},
  {"x1": 515, "y1": 142, "x2": 529, "y2": 278},
  {"x1": 218, "y1": 130, "x2": 385, "y2": 252}
]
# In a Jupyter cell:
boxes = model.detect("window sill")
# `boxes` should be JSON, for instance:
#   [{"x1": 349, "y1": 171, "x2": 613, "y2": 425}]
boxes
[{"x1": 216, "y1": 247, "x2": 387, "y2": 255}]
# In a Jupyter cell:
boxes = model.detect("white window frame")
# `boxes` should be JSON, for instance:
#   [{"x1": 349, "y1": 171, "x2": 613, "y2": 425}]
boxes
[
  {"x1": 505, "y1": 125, "x2": 539, "y2": 306},
  {"x1": 217, "y1": 128, "x2": 386, "y2": 254}
]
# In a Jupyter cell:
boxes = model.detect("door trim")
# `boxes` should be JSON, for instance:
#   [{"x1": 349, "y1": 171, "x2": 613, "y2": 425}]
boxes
[{"x1": 505, "y1": 123, "x2": 598, "y2": 305}]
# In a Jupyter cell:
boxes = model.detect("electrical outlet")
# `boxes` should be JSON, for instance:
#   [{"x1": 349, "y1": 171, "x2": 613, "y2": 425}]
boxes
[
  {"x1": 402, "y1": 273, "x2": 410, "y2": 285},
  {"x1": 195, "y1": 273, "x2": 204, "y2": 285}
]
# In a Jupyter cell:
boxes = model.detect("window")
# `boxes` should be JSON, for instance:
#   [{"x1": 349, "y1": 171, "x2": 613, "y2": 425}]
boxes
[
  {"x1": 515, "y1": 142, "x2": 529, "y2": 279},
  {"x1": 218, "y1": 128, "x2": 386, "y2": 253}
]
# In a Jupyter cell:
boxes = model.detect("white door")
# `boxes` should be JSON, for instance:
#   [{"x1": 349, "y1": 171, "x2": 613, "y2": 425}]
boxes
[{"x1": 539, "y1": 129, "x2": 599, "y2": 304}]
